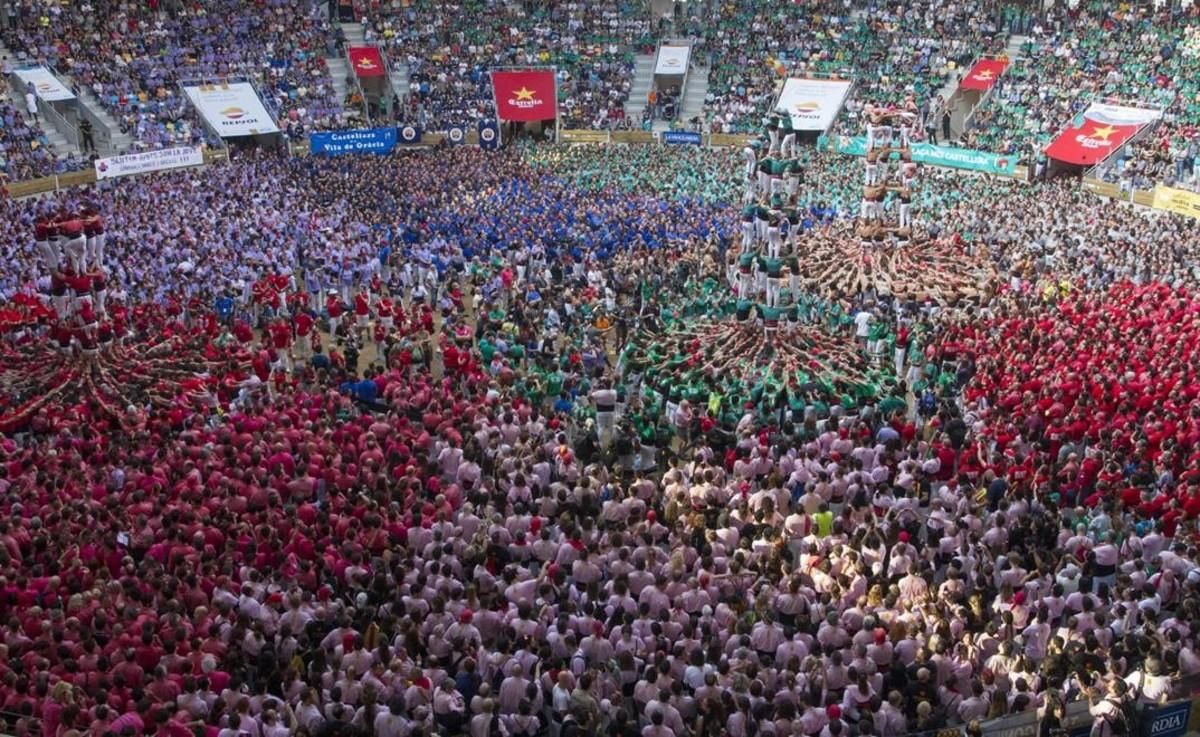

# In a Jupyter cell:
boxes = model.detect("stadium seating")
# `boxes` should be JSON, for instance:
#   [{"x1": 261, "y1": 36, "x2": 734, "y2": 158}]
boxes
[
  {"x1": 361, "y1": 0, "x2": 654, "y2": 129},
  {"x1": 0, "y1": 0, "x2": 346, "y2": 150}
]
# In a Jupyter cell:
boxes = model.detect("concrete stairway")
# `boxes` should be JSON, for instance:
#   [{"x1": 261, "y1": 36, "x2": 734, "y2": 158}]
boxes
[
  {"x1": 340, "y1": 20, "x2": 366, "y2": 46},
  {"x1": 947, "y1": 34, "x2": 1025, "y2": 142},
  {"x1": 40, "y1": 118, "x2": 74, "y2": 157},
  {"x1": 389, "y1": 63, "x2": 410, "y2": 102},
  {"x1": 328, "y1": 54, "x2": 351, "y2": 111},
  {"x1": 0, "y1": 37, "x2": 91, "y2": 159},
  {"x1": 624, "y1": 52, "x2": 657, "y2": 120},
  {"x1": 679, "y1": 66, "x2": 709, "y2": 122},
  {"x1": 73, "y1": 86, "x2": 135, "y2": 154}
]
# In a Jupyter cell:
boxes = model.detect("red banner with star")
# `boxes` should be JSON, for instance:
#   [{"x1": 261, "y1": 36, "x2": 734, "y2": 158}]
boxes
[
  {"x1": 1044, "y1": 103, "x2": 1161, "y2": 166},
  {"x1": 491, "y1": 70, "x2": 557, "y2": 122},
  {"x1": 348, "y1": 47, "x2": 386, "y2": 78},
  {"x1": 959, "y1": 58, "x2": 1007, "y2": 91}
]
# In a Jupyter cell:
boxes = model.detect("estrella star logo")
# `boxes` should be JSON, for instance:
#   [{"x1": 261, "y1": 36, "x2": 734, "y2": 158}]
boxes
[{"x1": 508, "y1": 86, "x2": 543, "y2": 109}]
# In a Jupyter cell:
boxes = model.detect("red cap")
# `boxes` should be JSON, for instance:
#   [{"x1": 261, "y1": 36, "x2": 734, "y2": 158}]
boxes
[
  {"x1": 460, "y1": 609, "x2": 473, "y2": 623},
  {"x1": 647, "y1": 510, "x2": 657, "y2": 523},
  {"x1": 827, "y1": 705, "x2": 842, "y2": 720},
  {"x1": 898, "y1": 531, "x2": 910, "y2": 543}
]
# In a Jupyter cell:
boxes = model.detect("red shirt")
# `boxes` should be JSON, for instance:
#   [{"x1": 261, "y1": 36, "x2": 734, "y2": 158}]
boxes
[{"x1": 295, "y1": 313, "x2": 314, "y2": 337}]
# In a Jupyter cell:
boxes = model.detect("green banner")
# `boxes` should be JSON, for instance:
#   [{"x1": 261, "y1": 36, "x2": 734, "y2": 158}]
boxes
[{"x1": 817, "y1": 135, "x2": 1019, "y2": 177}]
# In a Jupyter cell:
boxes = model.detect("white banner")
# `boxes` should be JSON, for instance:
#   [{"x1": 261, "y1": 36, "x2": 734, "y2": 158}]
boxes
[
  {"x1": 1083, "y1": 101, "x2": 1163, "y2": 127},
  {"x1": 94, "y1": 146, "x2": 205, "y2": 180},
  {"x1": 775, "y1": 77, "x2": 853, "y2": 131},
  {"x1": 14, "y1": 67, "x2": 75, "y2": 102},
  {"x1": 182, "y1": 83, "x2": 280, "y2": 136},
  {"x1": 655, "y1": 45, "x2": 691, "y2": 75}
]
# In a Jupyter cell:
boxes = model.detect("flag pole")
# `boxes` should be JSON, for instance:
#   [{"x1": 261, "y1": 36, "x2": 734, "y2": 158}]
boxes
[
  {"x1": 554, "y1": 65, "x2": 561, "y2": 144},
  {"x1": 489, "y1": 69, "x2": 503, "y2": 148}
]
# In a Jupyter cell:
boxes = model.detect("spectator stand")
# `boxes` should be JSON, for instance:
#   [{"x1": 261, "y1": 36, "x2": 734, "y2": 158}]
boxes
[
  {"x1": 1052, "y1": 95, "x2": 1166, "y2": 180},
  {"x1": 344, "y1": 45, "x2": 393, "y2": 123},
  {"x1": 176, "y1": 76, "x2": 282, "y2": 153},
  {"x1": 772, "y1": 70, "x2": 857, "y2": 144},
  {"x1": 648, "y1": 39, "x2": 693, "y2": 125},
  {"x1": 7, "y1": 64, "x2": 81, "y2": 152},
  {"x1": 338, "y1": 46, "x2": 375, "y2": 127},
  {"x1": 0, "y1": 64, "x2": 86, "y2": 179},
  {"x1": 950, "y1": 53, "x2": 1013, "y2": 143}
]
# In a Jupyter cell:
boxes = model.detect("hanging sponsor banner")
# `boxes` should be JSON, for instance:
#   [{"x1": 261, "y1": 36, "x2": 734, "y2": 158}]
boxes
[
  {"x1": 183, "y1": 83, "x2": 280, "y2": 136},
  {"x1": 348, "y1": 47, "x2": 386, "y2": 78},
  {"x1": 1083, "y1": 177, "x2": 1127, "y2": 200},
  {"x1": 981, "y1": 696, "x2": 1092, "y2": 737},
  {"x1": 94, "y1": 146, "x2": 204, "y2": 180},
  {"x1": 14, "y1": 67, "x2": 75, "y2": 101},
  {"x1": 612, "y1": 131, "x2": 655, "y2": 143},
  {"x1": 478, "y1": 119, "x2": 500, "y2": 150},
  {"x1": 655, "y1": 45, "x2": 691, "y2": 75},
  {"x1": 491, "y1": 70, "x2": 557, "y2": 122},
  {"x1": 310, "y1": 127, "x2": 397, "y2": 155},
  {"x1": 709, "y1": 133, "x2": 757, "y2": 147},
  {"x1": 959, "y1": 58, "x2": 1008, "y2": 91},
  {"x1": 446, "y1": 126, "x2": 467, "y2": 145},
  {"x1": 662, "y1": 130, "x2": 702, "y2": 145},
  {"x1": 559, "y1": 130, "x2": 610, "y2": 143},
  {"x1": 1044, "y1": 101, "x2": 1161, "y2": 166},
  {"x1": 775, "y1": 77, "x2": 853, "y2": 132},
  {"x1": 821, "y1": 135, "x2": 1019, "y2": 176},
  {"x1": 1152, "y1": 186, "x2": 1200, "y2": 219},
  {"x1": 398, "y1": 124, "x2": 423, "y2": 145}
]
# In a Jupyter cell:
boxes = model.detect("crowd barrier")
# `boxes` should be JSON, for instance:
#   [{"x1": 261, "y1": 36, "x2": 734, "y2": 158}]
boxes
[
  {"x1": 1083, "y1": 176, "x2": 1200, "y2": 219},
  {"x1": 818, "y1": 134, "x2": 1023, "y2": 178},
  {"x1": 6, "y1": 149, "x2": 228, "y2": 198},
  {"x1": 298, "y1": 127, "x2": 715, "y2": 148},
  {"x1": 947, "y1": 693, "x2": 1199, "y2": 737},
  {"x1": 556, "y1": 129, "x2": 754, "y2": 147}
]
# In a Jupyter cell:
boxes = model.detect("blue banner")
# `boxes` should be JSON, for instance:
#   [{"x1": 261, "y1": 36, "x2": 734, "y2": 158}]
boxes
[
  {"x1": 663, "y1": 130, "x2": 702, "y2": 146},
  {"x1": 446, "y1": 126, "x2": 467, "y2": 146},
  {"x1": 1147, "y1": 701, "x2": 1191, "y2": 737},
  {"x1": 309, "y1": 127, "x2": 397, "y2": 155},
  {"x1": 398, "y1": 124, "x2": 422, "y2": 145},
  {"x1": 478, "y1": 119, "x2": 500, "y2": 150}
]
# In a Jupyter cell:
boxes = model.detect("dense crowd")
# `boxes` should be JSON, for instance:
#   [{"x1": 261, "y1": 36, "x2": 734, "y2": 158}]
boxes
[
  {"x1": 360, "y1": 0, "x2": 653, "y2": 130},
  {"x1": 962, "y1": 2, "x2": 1200, "y2": 177},
  {"x1": 0, "y1": 96, "x2": 81, "y2": 180},
  {"x1": 0, "y1": 0, "x2": 346, "y2": 148},
  {"x1": 5, "y1": 38, "x2": 1200, "y2": 737}
]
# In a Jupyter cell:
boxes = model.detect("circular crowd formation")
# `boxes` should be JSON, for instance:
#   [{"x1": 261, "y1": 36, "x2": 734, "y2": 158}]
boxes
[{"x1": 0, "y1": 87, "x2": 1199, "y2": 737}]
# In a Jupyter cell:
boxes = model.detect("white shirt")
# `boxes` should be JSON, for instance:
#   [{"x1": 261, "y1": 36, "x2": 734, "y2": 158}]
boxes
[{"x1": 854, "y1": 311, "x2": 872, "y2": 337}]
